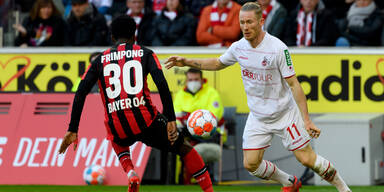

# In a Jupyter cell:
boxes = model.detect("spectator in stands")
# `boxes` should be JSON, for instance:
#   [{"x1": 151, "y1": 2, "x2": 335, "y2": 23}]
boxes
[
  {"x1": 151, "y1": 0, "x2": 197, "y2": 46},
  {"x1": 88, "y1": 0, "x2": 113, "y2": 15},
  {"x1": 174, "y1": 68, "x2": 225, "y2": 183},
  {"x1": 258, "y1": 0, "x2": 287, "y2": 40},
  {"x1": 196, "y1": 0, "x2": 241, "y2": 47},
  {"x1": 336, "y1": 0, "x2": 383, "y2": 46},
  {"x1": 88, "y1": 0, "x2": 114, "y2": 24},
  {"x1": 110, "y1": 0, "x2": 152, "y2": 18},
  {"x1": 67, "y1": 0, "x2": 109, "y2": 46},
  {"x1": 283, "y1": 0, "x2": 338, "y2": 46},
  {"x1": 152, "y1": 0, "x2": 167, "y2": 15},
  {"x1": 277, "y1": 0, "x2": 299, "y2": 14},
  {"x1": 14, "y1": 0, "x2": 69, "y2": 47},
  {"x1": 15, "y1": 0, "x2": 38, "y2": 13},
  {"x1": 114, "y1": 0, "x2": 155, "y2": 45},
  {"x1": 0, "y1": 0, "x2": 10, "y2": 36},
  {"x1": 62, "y1": 0, "x2": 72, "y2": 18},
  {"x1": 323, "y1": 0, "x2": 353, "y2": 19},
  {"x1": 184, "y1": 0, "x2": 214, "y2": 17}
]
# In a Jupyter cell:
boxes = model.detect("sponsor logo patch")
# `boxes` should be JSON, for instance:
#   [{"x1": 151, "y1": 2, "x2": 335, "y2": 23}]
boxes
[{"x1": 284, "y1": 49, "x2": 292, "y2": 67}]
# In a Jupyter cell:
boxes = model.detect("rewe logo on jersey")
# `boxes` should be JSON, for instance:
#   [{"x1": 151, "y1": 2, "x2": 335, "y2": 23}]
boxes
[{"x1": 242, "y1": 69, "x2": 272, "y2": 82}]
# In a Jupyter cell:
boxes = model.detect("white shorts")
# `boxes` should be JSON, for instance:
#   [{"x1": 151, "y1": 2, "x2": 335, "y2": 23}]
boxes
[{"x1": 242, "y1": 106, "x2": 311, "y2": 151}]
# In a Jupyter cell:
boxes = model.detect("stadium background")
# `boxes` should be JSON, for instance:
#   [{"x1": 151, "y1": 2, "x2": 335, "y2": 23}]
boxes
[
  {"x1": 0, "y1": 47, "x2": 383, "y2": 191},
  {"x1": 1, "y1": 0, "x2": 384, "y2": 190}
]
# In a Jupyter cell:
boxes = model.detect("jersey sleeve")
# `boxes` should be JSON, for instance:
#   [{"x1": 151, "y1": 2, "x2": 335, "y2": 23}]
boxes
[
  {"x1": 219, "y1": 43, "x2": 237, "y2": 66},
  {"x1": 278, "y1": 46, "x2": 296, "y2": 78},
  {"x1": 148, "y1": 51, "x2": 176, "y2": 122},
  {"x1": 68, "y1": 58, "x2": 100, "y2": 133}
]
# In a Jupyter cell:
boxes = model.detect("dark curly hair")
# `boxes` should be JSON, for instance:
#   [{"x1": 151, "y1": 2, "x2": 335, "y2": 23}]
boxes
[{"x1": 110, "y1": 15, "x2": 136, "y2": 40}]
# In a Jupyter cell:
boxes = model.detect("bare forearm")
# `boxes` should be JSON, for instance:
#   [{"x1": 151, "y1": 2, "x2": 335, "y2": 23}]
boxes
[
  {"x1": 292, "y1": 83, "x2": 310, "y2": 122},
  {"x1": 184, "y1": 58, "x2": 226, "y2": 71}
]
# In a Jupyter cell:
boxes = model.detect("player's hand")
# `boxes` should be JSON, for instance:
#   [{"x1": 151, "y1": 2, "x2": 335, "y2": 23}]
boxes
[
  {"x1": 164, "y1": 56, "x2": 187, "y2": 69},
  {"x1": 167, "y1": 121, "x2": 178, "y2": 145},
  {"x1": 58, "y1": 131, "x2": 78, "y2": 154},
  {"x1": 305, "y1": 120, "x2": 321, "y2": 138}
]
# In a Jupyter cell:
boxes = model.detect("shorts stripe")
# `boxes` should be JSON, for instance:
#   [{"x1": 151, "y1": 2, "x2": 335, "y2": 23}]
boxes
[
  {"x1": 289, "y1": 139, "x2": 310, "y2": 151},
  {"x1": 242, "y1": 145, "x2": 270, "y2": 150}
]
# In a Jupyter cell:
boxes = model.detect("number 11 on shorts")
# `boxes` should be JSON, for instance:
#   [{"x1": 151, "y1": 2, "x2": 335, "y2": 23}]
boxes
[{"x1": 287, "y1": 123, "x2": 301, "y2": 140}]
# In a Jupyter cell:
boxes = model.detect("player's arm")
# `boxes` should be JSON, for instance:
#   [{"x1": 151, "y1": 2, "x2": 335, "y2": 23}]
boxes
[
  {"x1": 165, "y1": 56, "x2": 228, "y2": 71},
  {"x1": 59, "y1": 59, "x2": 99, "y2": 153},
  {"x1": 149, "y1": 52, "x2": 178, "y2": 144},
  {"x1": 165, "y1": 43, "x2": 237, "y2": 70},
  {"x1": 285, "y1": 76, "x2": 320, "y2": 138}
]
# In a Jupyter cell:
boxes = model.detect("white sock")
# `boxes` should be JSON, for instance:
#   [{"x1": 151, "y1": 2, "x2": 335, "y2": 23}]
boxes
[
  {"x1": 331, "y1": 172, "x2": 351, "y2": 192},
  {"x1": 249, "y1": 160, "x2": 292, "y2": 186},
  {"x1": 313, "y1": 155, "x2": 351, "y2": 192},
  {"x1": 270, "y1": 165, "x2": 293, "y2": 187}
]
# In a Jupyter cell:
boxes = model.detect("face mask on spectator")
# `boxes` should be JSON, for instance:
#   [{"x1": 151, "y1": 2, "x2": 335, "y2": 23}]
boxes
[{"x1": 187, "y1": 81, "x2": 201, "y2": 93}]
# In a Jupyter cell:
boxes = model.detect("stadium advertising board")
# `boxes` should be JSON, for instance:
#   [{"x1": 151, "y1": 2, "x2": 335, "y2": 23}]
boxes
[
  {"x1": 0, "y1": 50, "x2": 383, "y2": 113},
  {"x1": 0, "y1": 94, "x2": 156, "y2": 185}
]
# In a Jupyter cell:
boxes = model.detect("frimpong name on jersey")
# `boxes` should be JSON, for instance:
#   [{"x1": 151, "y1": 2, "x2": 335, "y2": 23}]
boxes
[{"x1": 101, "y1": 49, "x2": 144, "y2": 63}]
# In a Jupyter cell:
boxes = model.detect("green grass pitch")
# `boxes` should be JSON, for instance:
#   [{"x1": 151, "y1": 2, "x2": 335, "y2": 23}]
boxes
[{"x1": 0, "y1": 185, "x2": 383, "y2": 192}]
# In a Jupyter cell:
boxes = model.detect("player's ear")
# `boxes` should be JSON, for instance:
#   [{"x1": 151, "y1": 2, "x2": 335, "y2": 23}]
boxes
[{"x1": 260, "y1": 17, "x2": 265, "y2": 26}]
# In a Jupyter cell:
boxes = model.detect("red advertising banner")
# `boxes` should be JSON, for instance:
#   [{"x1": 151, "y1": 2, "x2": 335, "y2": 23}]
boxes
[{"x1": 0, "y1": 93, "x2": 162, "y2": 185}]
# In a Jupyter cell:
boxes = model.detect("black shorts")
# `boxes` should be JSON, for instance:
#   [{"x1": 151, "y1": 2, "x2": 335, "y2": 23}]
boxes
[{"x1": 113, "y1": 113, "x2": 184, "y2": 154}]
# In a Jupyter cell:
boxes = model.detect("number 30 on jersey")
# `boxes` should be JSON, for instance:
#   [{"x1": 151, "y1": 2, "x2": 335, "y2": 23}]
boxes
[{"x1": 103, "y1": 60, "x2": 143, "y2": 99}]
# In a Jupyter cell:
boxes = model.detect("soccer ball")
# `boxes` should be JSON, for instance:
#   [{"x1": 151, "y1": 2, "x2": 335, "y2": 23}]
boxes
[
  {"x1": 187, "y1": 109, "x2": 217, "y2": 139},
  {"x1": 83, "y1": 164, "x2": 106, "y2": 185}
]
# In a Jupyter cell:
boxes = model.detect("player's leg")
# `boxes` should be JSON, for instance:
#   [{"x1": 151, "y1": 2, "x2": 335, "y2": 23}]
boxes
[
  {"x1": 242, "y1": 113, "x2": 299, "y2": 189},
  {"x1": 140, "y1": 113, "x2": 213, "y2": 192},
  {"x1": 243, "y1": 149, "x2": 298, "y2": 187},
  {"x1": 111, "y1": 141, "x2": 139, "y2": 192},
  {"x1": 283, "y1": 107, "x2": 351, "y2": 192},
  {"x1": 293, "y1": 144, "x2": 351, "y2": 192},
  {"x1": 174, "y1": 140, "x2": 214, "y2": 192}
]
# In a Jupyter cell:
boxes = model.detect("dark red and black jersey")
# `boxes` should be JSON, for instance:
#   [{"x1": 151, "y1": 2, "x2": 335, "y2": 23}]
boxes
[{"x1": 68, "y1": 43, "x2": 176, "y2": 141}]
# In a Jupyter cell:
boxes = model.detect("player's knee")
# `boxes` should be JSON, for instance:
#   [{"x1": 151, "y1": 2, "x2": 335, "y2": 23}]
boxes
[
  {"x1": 243, "y1": 158, "x2": 262, "y2": 172},
  {"x1": 296, "y1": 154, "x2": 314, "y2": 168},
  {"x1": 177, "y1": 140, "x2": 193, "y2": 157}
]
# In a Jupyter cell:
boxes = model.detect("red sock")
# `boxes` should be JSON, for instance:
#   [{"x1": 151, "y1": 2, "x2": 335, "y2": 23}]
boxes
[
  {"x1": 112, "y1": 142, "x2": 134, "y2": 173},
  {"x1": 183, "y1": 148, "x2": 213, "y2": 192},
  {"x1": 120, "y1": 155, "x2": 134, "y2": 173}
]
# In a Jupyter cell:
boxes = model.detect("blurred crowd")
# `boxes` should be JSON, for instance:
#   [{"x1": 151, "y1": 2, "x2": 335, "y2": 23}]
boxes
[{"x1": 3, "y1": 0, "x2": 384, "y2": 47}]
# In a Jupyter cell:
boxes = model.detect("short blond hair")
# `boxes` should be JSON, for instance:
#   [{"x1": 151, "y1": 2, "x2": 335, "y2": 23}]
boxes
[{"x1": 240, "y1": 2, "x2": 262, "y2": 19}]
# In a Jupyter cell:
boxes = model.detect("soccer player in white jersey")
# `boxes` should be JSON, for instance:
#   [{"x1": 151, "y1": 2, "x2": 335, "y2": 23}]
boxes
[{"x1": 165, "y1": 2, "x2": 351, "y2": 192}]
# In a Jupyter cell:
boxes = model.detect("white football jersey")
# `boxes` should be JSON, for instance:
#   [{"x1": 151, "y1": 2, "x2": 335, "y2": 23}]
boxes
[{"x1": 219, "y1": 33, "x2": 296, "y2": 122}]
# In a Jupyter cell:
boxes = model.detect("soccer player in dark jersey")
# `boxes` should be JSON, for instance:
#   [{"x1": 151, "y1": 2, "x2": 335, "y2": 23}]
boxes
[{"x1": 58, "y1": 15, "x2": 214, "y2": 192}]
